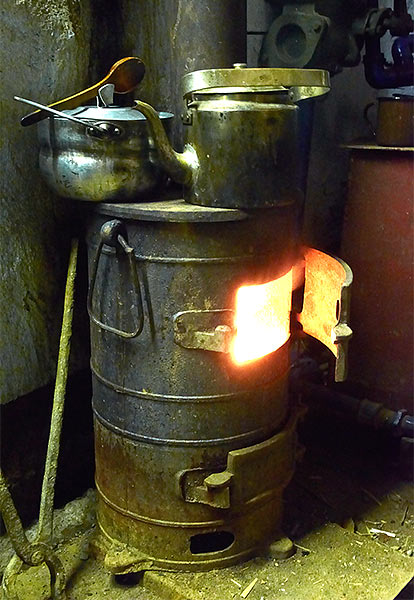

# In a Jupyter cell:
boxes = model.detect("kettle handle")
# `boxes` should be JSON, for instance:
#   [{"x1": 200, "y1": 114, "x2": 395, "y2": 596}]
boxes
[{"x1": 87, "y1": 220, "x2": 144, "y2": 339}]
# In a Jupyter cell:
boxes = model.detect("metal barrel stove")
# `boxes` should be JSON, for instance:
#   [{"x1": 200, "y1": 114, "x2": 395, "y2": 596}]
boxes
[{"x1": 86, "y1": 200, "x2": 301, "y2": 572}]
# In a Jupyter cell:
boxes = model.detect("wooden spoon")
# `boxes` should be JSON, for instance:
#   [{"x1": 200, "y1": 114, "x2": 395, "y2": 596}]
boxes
[{"x1": 20, "y1": 57, "x2": 145, "y2": 127}]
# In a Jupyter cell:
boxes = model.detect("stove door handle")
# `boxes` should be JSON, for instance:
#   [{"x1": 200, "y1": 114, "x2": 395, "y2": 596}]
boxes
[{"x1": 87, "y1": 220, "x2": 144, "y2": 339}]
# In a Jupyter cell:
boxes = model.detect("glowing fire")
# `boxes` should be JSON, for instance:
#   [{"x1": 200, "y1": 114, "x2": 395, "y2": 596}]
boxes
[{"x1": 231, "y1": 269, "x2": 293, "y2": 364}]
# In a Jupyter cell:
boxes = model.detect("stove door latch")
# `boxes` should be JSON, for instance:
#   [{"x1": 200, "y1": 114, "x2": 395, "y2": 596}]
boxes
[
  {"x1": 173, "y1": 309, "x2": 235, "y2": 353},
  {"x1": 177, "y1": 469, "x2": 234, "y2": 509},
  {"x1": 176, "y1": 410, "x2": 301, "y2": 510}
]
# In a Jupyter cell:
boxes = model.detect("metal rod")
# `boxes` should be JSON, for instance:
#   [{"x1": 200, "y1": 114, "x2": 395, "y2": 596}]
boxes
[
  {"x1": 14, "y1": 96, "x2": 104, "y2": 135},
  {"x1": 0, "y1": 242, "x2": 78, "y2": 599},
  {"x1": 37, "y1": 238, "x2": 79, "y2": 544},
  {"x1": 0, "y1": 472, "x2": 34, "y2": 565}
]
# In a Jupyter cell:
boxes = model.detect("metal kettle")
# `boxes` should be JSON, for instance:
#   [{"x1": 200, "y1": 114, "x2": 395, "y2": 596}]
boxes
[{"x1": 134, "y1": 65, "x2": 330, "y2": 209}]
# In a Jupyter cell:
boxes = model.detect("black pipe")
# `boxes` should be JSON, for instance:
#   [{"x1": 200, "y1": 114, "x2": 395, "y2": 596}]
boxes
[
  {"x1": 298, "y1": 381, "x2": 414, "y2": 438},
  {"x1": 394, "y1": 0, "x2": 408, "y2": 16},
  {"x1": 126, "y1": 0, "x2": 247, "y2": 149}
]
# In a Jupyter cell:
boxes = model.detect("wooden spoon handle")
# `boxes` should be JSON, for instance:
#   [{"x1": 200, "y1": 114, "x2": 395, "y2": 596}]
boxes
[
  {"x1": 20, "y1": 83, "x2": 101, "y2": 127},
  {"x1": 20, "y1": 57, "x2": 145, "y2": 127}
]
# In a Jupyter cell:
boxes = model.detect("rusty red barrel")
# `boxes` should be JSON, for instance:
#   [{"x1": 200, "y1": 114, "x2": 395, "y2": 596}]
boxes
[{"x1": 341, "y1": 143, "x2": 413, "y2": 411}]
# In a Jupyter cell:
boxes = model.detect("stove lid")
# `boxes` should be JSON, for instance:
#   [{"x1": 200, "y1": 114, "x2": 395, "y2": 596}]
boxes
[{"x1": 93, "y1": 198, "x2": 248, "y2": 223}]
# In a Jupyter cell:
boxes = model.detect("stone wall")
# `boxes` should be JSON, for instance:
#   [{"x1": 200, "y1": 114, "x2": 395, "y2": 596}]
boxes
[{"x1": 0, "y1": 0, "x2": 92, "y2": 403}]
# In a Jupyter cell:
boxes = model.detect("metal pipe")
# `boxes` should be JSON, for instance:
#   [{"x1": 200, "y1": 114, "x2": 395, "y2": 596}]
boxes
[
  {"x1": 124, "y1": 0, "x2": 247, "y2": 148},
  {"x1": 37, "y1": 238, "x2": 78, "y2": 544},
  {"x1": 299, "y1": 381, "x2": 413, "y2": 438}
]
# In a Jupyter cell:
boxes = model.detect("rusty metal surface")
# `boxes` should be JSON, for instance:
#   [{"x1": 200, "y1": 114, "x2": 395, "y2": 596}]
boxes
[
  {"x1": 94, "y1": 407, "x2": 301, "y2": 572},
  {"x1": 87, "y1": 201, "x2": 300, "y2": 570},
  {"x1": 298, "y1": 248, "x2": 353, "y2": 382},
  {"x1": 341, "y1": 149, "x2": 414, "y2": 410},
  {"x1": 177, "y1": 409, "x2": 302, "y2": 511},
  {"x1": 87, "y1": 202, "x2": 299, "y2": 402}
]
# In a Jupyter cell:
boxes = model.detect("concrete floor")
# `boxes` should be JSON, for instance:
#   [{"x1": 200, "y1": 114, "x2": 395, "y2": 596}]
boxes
[{"x1": 1, "y1": 413, "x2": 413, "y2": 600}]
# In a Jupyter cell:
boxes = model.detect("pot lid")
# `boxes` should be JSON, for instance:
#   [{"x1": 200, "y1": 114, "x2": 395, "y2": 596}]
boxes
[
  {"x1": 61, "y1": 104, "x2": 173, "y2": 121},
  {"x1": 182, "y1": 65, "x2": 330, "y2": 102}
]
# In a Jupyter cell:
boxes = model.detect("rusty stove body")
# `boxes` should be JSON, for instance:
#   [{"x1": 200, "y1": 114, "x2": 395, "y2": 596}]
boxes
[
  {"x1": 86, "y1": 200, "x2": 351, "y2": 574},
  {"x1": 87, "y1": 201, "x2": 296, "y2": 572},
  {"x1": 85, "y1": 66, "x2": 352, "y2": 574}
]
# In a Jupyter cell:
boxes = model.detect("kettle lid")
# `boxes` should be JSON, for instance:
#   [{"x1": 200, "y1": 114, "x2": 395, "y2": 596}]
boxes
[{"x1": 182, "y1": 65, "x2": 330, "y2": 102}]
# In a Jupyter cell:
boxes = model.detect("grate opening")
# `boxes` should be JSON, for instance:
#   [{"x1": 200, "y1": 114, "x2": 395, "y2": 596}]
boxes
[{"x1": 190, "y1": 531, "x2": 235, "y2": 554}]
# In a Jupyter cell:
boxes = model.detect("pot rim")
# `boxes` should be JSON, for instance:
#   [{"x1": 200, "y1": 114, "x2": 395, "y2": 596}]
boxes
[{"x1": 56, "y1": 105, "x2": 174, "y2": 122}]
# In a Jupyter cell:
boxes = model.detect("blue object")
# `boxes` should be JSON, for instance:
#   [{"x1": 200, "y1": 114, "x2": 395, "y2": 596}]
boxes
[{"x1": 364, "y1": 33, "x2": 414, "y2": 88}]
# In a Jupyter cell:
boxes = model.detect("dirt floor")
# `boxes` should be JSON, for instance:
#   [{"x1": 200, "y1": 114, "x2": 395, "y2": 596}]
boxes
[{"x1": 1, "y1": 408, "x2": 413, "y2": 600}]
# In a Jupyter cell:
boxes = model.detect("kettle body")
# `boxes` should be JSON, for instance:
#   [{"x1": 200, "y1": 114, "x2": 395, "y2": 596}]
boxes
[
  {"x1": 134, "y1": 66, "x2": 330, "y2": 209},
  {"x1": 181, "y1": 92, "x2": 301, "y2": 209}
]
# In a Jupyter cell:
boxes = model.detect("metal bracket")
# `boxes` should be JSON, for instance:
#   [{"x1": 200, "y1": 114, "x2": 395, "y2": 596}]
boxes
[
  {"x1": 177, "y1": 409, "x2": 303, "y2": 510},
  {"x1": 177, "y1": 469, "x2": 233, "y2": 509},
  {"x1": 267, "y1": 4, "x2": 330, "y2": 70},
  {"x1": 173, "y1": 309, "x2": 235, "y2": 353}
]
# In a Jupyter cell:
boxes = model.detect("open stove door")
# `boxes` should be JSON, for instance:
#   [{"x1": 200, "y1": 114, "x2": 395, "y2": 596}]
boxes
[{"x1": 297, "y1": 248, "x2": 353, "y2": 382}]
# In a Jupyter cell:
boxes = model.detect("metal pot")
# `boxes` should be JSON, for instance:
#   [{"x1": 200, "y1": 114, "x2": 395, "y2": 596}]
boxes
[
  {"x1": 37, "y1": 105, "x2": 174, "y2": 202},
  {"x1": 133, "y1": 66, "x2": 330, "y2": 209}
]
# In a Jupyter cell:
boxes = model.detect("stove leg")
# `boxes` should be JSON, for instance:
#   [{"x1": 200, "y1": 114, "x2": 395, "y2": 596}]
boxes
[{"x1": 268, "y1": 536, "x2": 296, "y2": 560}]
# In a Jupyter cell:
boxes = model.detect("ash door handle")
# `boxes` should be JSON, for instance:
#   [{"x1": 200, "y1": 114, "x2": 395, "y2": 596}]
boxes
[{"x1": 87, "y1": 220, "x2": 144, "y2": 339}]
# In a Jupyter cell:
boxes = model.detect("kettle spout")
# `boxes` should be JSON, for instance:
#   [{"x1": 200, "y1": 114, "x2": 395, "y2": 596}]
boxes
[{"x1": 134, "y1": 100, "x2": 196, "y2": 185}]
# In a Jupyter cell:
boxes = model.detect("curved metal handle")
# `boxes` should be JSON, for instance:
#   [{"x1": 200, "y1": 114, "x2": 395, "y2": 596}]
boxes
[
  {"x1": 363, "y1": 102, "x2": 376, "y2": 137},
  {"x1": 87, "y1": 220, "x2": 144, "y2": 338},
  {"x1": 14, "y1": 96, "x2": 107, "y2": 137}
]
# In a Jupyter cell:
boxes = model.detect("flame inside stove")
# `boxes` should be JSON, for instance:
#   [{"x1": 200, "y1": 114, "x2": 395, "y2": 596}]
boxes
[{"x1": 231, "y1": 269, "x2": 293, "y2": 364}]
